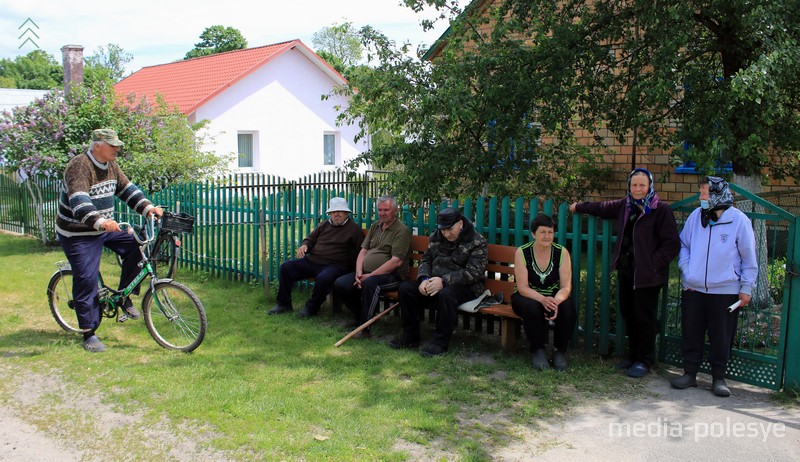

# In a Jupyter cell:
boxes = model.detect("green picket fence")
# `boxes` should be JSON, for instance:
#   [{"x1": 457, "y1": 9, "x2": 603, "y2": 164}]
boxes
[
  {"x1": 0, "y1": 171, "x2": 61, "y2": 240},
  {"x1": 2, "y1": 170, "x2": 798, "y2": 390}
]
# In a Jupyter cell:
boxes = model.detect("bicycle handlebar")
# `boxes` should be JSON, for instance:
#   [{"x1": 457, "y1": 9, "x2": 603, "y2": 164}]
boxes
[
  {"x1": 99, "y1": 205, "x2": 167, "y2": 243},
  {"x1": 116, "y1": 216, "x2": 158, "y2": 245}
]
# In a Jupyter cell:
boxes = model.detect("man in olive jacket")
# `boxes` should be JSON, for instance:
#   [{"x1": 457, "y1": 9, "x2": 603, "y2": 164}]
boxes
[
  {"x1": 389, "y1": 208, "x2": 488, "y2": 357},
  {"x1": 333, "y1": 196, "x2": 411, "y2": 336}
]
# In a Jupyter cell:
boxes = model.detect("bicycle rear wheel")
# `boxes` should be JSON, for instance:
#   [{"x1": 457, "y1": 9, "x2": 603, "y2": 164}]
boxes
[
  {"x1": 142, "y1": 281, "x2": 206, "y2": 352},
  {"x1": 47, "y1": 269, "x2": 83, "y2": 333},
  {"x1": 151, "y1": 234, "x2": 178, "y2": 279}
]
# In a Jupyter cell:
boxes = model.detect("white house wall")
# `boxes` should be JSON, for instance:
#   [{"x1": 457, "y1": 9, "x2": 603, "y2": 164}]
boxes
[
  {"x1": 192, "y1": 48, "x2": 368, "y2": 179},
  {"x1": 0, "y1": 88, "x2": 49, "y2": 113}
]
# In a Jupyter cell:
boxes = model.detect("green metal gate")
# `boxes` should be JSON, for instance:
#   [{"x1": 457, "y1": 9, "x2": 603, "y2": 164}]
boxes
[{"x1": 660, "y1": 184, "x2": 800, "y2": 390}]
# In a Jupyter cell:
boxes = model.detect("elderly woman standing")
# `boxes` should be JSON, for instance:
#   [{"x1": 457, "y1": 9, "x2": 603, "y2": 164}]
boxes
[
  {"x1": 512, "y1": 214, "x2": 577, "y2": 370},
  {"x1": 569, "y1": 168, "x2": 680, "y2": 378},
  {"x1": 671, "y1": 177, "x2": 757, "y2": 397}
]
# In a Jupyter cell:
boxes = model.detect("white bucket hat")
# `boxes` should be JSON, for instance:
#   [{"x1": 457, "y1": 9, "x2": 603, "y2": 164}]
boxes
[{"x1": 326, "y1": 197, "x2": 352, "y2": 213}]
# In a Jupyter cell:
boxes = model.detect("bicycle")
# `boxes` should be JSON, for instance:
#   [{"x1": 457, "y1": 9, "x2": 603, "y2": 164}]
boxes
[
  {"x1": 115, "y1": 210, "x2": 193, "y2": 279},
  {"x1": 47, "y1": 215, "x2": 207, "y2": 352}
]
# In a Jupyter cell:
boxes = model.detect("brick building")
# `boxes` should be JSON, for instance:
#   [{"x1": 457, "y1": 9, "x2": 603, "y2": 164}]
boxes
[{"x1": 424, "y1": 0, "x2": 798, "y2": 203}]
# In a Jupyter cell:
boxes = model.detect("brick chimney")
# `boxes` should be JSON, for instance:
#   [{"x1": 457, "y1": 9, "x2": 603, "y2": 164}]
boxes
[{"x1": 61, "y1": 45, "x2": 84, "y2": 96}]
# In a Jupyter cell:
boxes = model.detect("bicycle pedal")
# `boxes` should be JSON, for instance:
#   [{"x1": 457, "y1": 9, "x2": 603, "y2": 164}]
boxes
[{"x1": 116, "y1": 313, "x2": 130, "y2": 323}]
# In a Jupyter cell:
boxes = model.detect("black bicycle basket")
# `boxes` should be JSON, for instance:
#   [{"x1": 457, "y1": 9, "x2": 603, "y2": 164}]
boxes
[{"x1": 160, "y1": 212, "x2": 195, "y2": 233}]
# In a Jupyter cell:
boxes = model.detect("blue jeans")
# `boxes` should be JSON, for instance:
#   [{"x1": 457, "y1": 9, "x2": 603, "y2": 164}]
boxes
[{"x1": 58, "y1": 231, "x2": 142, "y2": 330}]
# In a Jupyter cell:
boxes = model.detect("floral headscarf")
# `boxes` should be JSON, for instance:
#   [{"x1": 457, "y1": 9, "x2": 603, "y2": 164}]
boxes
[
  {"x1": 706, "y1": 176, "x2": 734, "y2": 211},
  {"x1": 701, "y1": 176, "x2": 734, "y2": 227},
  {"x1": 627, "y1": 168, "x2": 656, "y2": 215}
]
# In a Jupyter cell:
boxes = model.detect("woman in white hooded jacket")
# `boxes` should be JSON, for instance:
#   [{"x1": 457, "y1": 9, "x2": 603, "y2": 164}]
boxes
[{"x1": 672, "y1": 176, "x2": 758, "y2": 397}]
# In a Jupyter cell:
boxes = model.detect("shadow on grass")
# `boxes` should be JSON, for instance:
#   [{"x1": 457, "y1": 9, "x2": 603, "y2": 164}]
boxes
[
  {"x1": 194, "y1": 300, "x2": 639, "y2": 445},
  {"x1": 0, "y1": 328, "x2": 78, "y2": 355}
]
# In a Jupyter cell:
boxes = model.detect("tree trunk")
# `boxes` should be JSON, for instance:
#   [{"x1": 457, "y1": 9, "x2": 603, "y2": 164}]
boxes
[
  {"x1": 732, "y1": 174, "x2": 770, "y2": 309},
  {"x1": 23, "y1": 179, "x2": 50, "y2": 245}
]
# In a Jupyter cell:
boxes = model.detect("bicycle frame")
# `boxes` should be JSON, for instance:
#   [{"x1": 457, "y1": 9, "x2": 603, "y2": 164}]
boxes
[
  {"x1": 99, "y1": 218, "x2": 162, "y2": 316},
  {"x1": 49, "y1": 213, "x2": 206, "y2": 351},
  {"x1": 116, "y1": 211, "x2": 182, "y2": 280}
]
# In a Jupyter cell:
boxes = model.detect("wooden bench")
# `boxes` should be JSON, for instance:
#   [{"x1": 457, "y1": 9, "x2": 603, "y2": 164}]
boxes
[
  {"x1": 379, "y1": 236, "x2": 523, "y2": 353},
  {"x1": 378, "y1": 234, "x2": 430, "y2": 303},
  {"x1": 480, "y1": 244, "x2": 522, "y2": 353}
]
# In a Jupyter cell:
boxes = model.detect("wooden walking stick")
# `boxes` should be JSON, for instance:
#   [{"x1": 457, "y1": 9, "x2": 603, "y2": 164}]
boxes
[{"x1": 335, "y1": 302, "x2": 399, "y2": 347}]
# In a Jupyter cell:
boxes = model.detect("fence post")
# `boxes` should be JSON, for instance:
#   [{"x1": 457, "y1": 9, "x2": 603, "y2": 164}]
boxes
[
  {"x1": 583, "y1": 215, "x2": 598, "y2": 352},
  {"x1": 260, "y1": 207, "x2": 269, "y2": 301},
  {"x1": 782, "y1": 217, "x2": 800, "y2": 391}
]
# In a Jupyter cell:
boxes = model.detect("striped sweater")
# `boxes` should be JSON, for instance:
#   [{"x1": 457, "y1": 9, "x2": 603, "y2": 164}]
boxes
[{"x1": 56, "y1": 151, "x2": 154, "y2": 237}]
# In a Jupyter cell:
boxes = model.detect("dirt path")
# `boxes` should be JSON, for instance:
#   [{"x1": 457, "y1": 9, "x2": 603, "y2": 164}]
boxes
[
  {"x1": 0, "y1": 362, "x2": 235, "y2": 462},
  {"x1": 2, "y1": 360, "x2": 798, "y2": 461},
  {"x1": 1, "y1": 409, "x2": 78, "y2": 462}
]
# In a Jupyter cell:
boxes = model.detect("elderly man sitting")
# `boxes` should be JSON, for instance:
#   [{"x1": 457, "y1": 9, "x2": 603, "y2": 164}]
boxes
[
  {"x1": 389, "y1": 207, "x2": 488, "y2": 357},
  {"x1": 268, "y1": 197, "x2": 364, "y2": 318},
  {"x1": 333, "y1": 195, "x2": 411, "y2": 337}
]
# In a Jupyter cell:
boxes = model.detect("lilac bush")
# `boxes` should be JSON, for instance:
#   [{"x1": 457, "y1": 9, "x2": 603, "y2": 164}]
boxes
[{"x1": 0, "y1": 81, "x2": 226, "y2": 189}]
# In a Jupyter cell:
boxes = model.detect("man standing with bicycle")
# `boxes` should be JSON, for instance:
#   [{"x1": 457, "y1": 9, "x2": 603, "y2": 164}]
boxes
[{"x1": 56, "y1": 128, "x2": 162, "y2": 353}]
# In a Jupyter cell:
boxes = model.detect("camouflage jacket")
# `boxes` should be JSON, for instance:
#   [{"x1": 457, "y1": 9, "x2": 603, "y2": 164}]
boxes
[{"x1": 418, "y1": 221, "x2": 488, "y2": 297}]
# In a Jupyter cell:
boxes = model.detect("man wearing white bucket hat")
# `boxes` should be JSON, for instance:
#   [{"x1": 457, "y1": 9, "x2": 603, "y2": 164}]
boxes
[{"x1": 268, "y1": 197, "x2": 364, "y2": 318}]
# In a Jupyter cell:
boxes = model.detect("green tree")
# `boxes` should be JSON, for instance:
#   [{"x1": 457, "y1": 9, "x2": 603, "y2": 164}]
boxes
[
  {"x1": 406, "y1": 0, "x2": 800, "y2": 187},
  {"x1": 0, "y1": 81, "x2": 228, "y2": 243},
  {"x1": 313, "y1": 22, "x2": 364, "y2": 70},
  {"x1": 404, "y1": 0, "x2": 800, "y2": 307},
  {"x1": 331, "y1": 23, "x2": 610, "y2": 202},
  {"x1": 85, "y1": 43, "x2": 133, "y2": 82},
  {"x1": 184, "y1": 25, "x2": 248, "y2": 60},
  {"x1": 0, "y1": 50, "x2": 62, "y2": 89},
  {"x1": 315, "y1": 49, "x2": 346, "y2": 75}
]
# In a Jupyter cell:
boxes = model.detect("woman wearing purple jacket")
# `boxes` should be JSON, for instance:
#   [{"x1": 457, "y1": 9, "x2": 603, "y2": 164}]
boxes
[{"x1": 570, "y1": 168, "x2": 680, "y2": 378}]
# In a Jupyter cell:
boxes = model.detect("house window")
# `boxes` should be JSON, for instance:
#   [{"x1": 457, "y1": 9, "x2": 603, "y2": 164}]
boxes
[
  {"x1": 487, "y1": 119, "x2": 542, "y2": 168},
  {"x1": 675, "y1": 141, "x2": 732, "y2": 175},
  {"x1": 323, "y1": 133, "x2": 337, "y2": 166},
  {"x1": 238, "y1": 133, "x2": 254, "y2": 168}
]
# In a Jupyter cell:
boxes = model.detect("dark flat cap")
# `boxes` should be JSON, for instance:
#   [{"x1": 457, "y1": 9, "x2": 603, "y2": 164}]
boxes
[{"x1": 437, "y1": 207, "x2": 462, "y2": 229}]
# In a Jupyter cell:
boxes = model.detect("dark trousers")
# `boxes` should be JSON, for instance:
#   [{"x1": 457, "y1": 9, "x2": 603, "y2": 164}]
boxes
[
  {"x1": 397, "y1": 280, "x2": 474, "y2": 347},
  {"x1": 680, "y1": 290, "x2": 740, "y2": 379},
  {"x1": 277, "y1": 257, "x2": 348, "y2": 312},
  {"x1": 333, "y1": 272, "x2": 402, "y2": 324},
  {"x1": 618, "y1": 273, "x2": 661, "y2": 366},
  {"x1": 58, "y1": 231, "x2": 142, "y2": 330},
  {"x1": 511, "y1": 293, "x2": 577, "y2": 352}
]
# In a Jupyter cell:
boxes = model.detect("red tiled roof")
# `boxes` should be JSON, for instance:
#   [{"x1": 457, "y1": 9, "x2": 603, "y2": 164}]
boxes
[{"x1": 115, "y1": 39, "x2": 344, "y2": 115}]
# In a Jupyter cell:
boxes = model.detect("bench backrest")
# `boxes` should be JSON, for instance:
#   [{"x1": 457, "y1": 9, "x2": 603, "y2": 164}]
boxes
[
  {"x1": 485, "y1": 243, "x2": 517, "y2": 303},
  {"x1": 406, "y1": 236, "x2": 516, "y2": 300},
  {"x1": 407, "y1": 234, "x2": 430, "y2": 282}
]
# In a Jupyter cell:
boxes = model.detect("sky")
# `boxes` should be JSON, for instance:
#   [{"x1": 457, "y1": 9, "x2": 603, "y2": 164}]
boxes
[{"x1": 0, "y1": 0, "x2": 460, "y2": 74}]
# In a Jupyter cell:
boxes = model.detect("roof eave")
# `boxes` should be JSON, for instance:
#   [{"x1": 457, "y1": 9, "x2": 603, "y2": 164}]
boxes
[{"x1": 421, "y1": 0, "x2": 494, "y2": 61}]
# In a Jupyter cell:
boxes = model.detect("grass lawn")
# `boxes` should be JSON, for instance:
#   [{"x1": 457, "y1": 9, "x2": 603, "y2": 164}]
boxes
[{"x1": 0, "y1": 231, "x2": 652, "y2": 461}]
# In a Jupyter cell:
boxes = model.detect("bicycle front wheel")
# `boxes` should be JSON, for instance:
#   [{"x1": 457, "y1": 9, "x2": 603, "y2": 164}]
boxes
[
  {"x1": 47, "y1": 269, "x2": 83, "y2": 333},
  {"x1": 151, "y1": 235, "x2": 178, "y2": 279},
  {"x1": 142, "y1": 281, "x2": 206, "y2": 352}
]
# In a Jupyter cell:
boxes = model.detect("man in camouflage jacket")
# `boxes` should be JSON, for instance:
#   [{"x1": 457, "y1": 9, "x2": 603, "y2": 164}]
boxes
[{"x1": 389, "y1": 207, "x2": 488, "y2": 357}]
